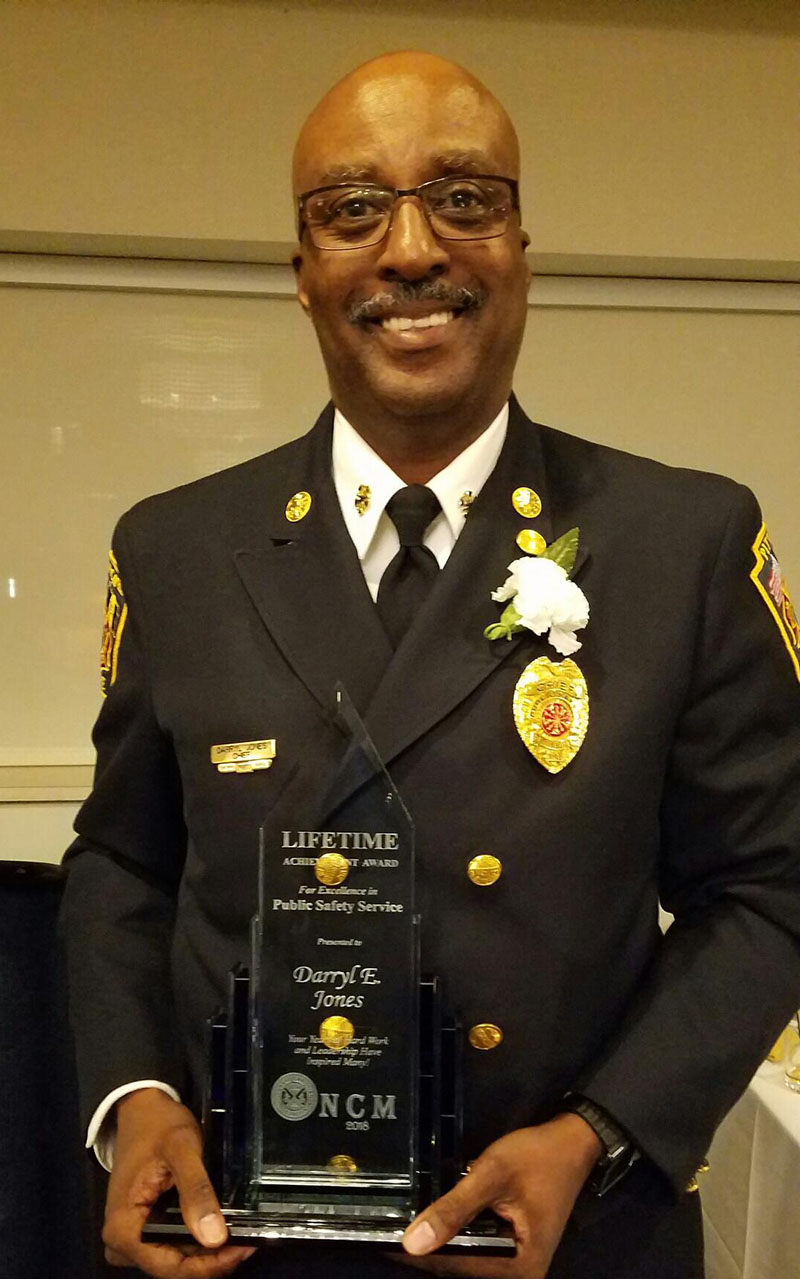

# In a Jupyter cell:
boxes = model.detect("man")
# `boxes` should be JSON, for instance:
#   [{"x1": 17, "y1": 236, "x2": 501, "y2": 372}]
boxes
[{"x1": 61, "y1": 52, "x2": 800, "y2": 1279}]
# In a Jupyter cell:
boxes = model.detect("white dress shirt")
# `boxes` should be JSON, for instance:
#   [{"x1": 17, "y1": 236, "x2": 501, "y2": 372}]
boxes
[
  {"x1": 87, "y1": 401, "x2": 509, "y2": 1168},
  {"x1": 332, "y1": 404, "x2": 508, "y2": 600}
]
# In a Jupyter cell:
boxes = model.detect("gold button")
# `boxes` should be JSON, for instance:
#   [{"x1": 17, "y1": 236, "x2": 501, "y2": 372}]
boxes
[
  {"x1": 516, "y1": 528, "x2": 546, "y2": 556},
  {"x1": 319, "y1": 1016, "x2": 354, "y2": 1050},
  {"x1": 697, "y1": 1159, "x2": 710, "y2": 1175},
  {"x1": 328, "y1": 1154, "x2": 358, "y2": 1174},
  {"x1": 512, "y1": 487, "x2": 542, "y2": 518},
  {"x1": 685, "y1": 1176, "x2": 699, "y2": 1193},
  {"x1": 469, "y1": 1023, "x2": 503, "y2": 1050},
  {"x1": 285, "y1": 491, "x2": 312, "y2": 522},
  {"x1": 315, "y1": 852, "x2": 350, "y2": 885},
  {"x1": 467, "y1": 854, "x2": 502, "y2": 886}
]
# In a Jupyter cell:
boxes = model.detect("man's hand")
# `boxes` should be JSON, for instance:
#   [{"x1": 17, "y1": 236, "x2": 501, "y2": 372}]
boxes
[
  {"x1": 399, "y1": 1114, "x2": 603, "y2": 1278},
  {"x1": 102, "y1": 1087, "x2": 257, "y2": 1277}
]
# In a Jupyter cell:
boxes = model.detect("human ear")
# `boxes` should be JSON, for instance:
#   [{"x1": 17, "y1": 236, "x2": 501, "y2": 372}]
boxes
[{"x1": 292, "y1": 249, "x2": 311, "y2": 316}]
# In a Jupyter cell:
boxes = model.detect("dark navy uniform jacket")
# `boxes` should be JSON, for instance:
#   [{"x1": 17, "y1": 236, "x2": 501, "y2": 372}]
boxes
[{"x1": 62, "y1": 398, "x2": 800, "y2": 1278}]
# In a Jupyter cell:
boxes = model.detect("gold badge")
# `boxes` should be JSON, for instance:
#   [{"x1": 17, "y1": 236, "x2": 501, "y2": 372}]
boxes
[
  {"x1": 315, "y1": 853, "x2": 350, "y2": 885},
  {"x1": 468, "y1": 1023, "x2": 503, "y2": 1050},
  {"x1": 100, "y1": 549, "x2": 127, "y2": 698},
  {"x1": 512, "y1": 486, "x2": 542, "y2": 519},
  {"x1": 467, "y1": 854, "x2": 502, "y2": 886},
  {"x1": 355, "y1": 484, "x2": 371, "y2": 516},
  {"x1": 211, "y1": 740, "x2": 276, "y2": 773},
  {"x1": 516, "y1": 528, "x2": 546, "y2": 556},
  {"x1": 459, "y1": 490, "x2": 475, "y2": 517},
  {"x1": 285, "y1": 491, "x2": 312, "y2": 522},
  {"x1": 319, "y1": 1016, "x2": 354, "y2": 1051},
  {"x1": 513, "y1": 656, "x2": 589, "y2": 774},
  {"x1": 328, "y1": 1154, "x2": 358, "y2": 1174}
]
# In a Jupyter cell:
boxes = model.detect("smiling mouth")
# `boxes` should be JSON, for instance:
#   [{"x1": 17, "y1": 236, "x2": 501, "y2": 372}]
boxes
[
  {"x1": 347, "y1": 283, "x2": 486, "y2": 329},
  {"x1": 379, "y1": 310, "x2": 456, "y2": 332}
]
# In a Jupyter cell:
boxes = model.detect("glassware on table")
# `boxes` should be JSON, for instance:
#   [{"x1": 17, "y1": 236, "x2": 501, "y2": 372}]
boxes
[{"x1": 782, "y1": 1014, "x2": 800, "y2": 1091}]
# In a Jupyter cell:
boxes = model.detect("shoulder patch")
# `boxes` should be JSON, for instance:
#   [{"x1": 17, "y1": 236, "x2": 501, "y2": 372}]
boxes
[
  {"x1": 100, "y1": 549, "x2": 128, "y2": 697},
  {"x1": 750, "y1": 524, "x2": 800, "y2": 682}
]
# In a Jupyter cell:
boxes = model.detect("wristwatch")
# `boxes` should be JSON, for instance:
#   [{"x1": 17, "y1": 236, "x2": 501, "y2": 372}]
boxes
[{"x1": 562, "y1": 1094, "x2": 639, "y2": 1196}]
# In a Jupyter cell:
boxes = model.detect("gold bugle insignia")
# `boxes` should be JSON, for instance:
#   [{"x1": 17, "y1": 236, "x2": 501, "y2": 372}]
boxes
[
  {"x1": 513, "y1": 657, "x2": 589, "y2": 773},
  {"x1": 512, "y1": 486, "x2": 542, "y2": 518},
  {"x1": 516, "y1": 528, "x2": 546, "y2": 556},
  {"x1": 355, "y1": 484, "x2": 371, "y2": 516},
  {"x1": 315, "y1": 853, "x2": 350, "y2": 885},
  {"x1": 211, "y1": 740, "x2": 276, "y2": 774},
  {"x1": 319, "y1": 1016, "x2": 354, "y2": 1051},
  {"x1": 285, "y1": 491, "x2": 312, "y2": 522}
]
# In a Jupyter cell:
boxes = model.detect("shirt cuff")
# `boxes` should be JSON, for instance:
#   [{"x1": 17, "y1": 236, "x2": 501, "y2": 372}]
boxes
[{"x1": 86, "y1": 1080, "x2": 182, "y2": 1171}]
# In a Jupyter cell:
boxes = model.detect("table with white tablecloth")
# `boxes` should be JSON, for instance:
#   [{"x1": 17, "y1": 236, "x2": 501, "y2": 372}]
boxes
[{"x1": 702, "y1": 1062, "x2": 800, "y2": 1279}]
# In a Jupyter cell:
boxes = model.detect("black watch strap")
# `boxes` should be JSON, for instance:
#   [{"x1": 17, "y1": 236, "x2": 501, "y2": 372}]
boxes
[{"x1": 563, "y1": 1095, "x2": 639, "y2": 1197}]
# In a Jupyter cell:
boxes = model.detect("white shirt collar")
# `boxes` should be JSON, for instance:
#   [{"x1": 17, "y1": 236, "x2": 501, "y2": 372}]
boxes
[{"x1": 332, "y1": 403, "x2": 509, "y2": 563}]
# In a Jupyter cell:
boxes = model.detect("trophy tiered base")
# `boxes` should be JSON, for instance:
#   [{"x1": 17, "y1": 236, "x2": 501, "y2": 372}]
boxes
[{"x1": 145, "y1": 968, "x2": 513, "y2": 1254}]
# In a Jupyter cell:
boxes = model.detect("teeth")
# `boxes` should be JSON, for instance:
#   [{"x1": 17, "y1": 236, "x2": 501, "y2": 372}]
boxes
[{"x1": 382, "y1": 311, "x2": 454, "y2": 332}]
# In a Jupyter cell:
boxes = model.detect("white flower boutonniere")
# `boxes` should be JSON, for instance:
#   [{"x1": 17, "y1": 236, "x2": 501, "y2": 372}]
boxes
[{"x1": 484, "y1": 527, "x2": 589, "y2": 656}]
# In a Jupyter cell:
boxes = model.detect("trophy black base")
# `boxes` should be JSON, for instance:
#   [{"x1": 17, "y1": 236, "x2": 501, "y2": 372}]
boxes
[
  {"x1": 144, "y1": 1201, "x2": 515, "y2": 1254},
  {"x1": 143, "y1": 967, "x2": 517, "y2": 1254}
]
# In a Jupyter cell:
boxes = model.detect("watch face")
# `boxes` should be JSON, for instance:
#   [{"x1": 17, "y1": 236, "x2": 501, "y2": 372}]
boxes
[
  {"x1": 606, "y1": 1140, "x2": 628, "y2": 1160},
  {"x1": 591, "y1": 1147, "x2": 639, "y2": 1197}
]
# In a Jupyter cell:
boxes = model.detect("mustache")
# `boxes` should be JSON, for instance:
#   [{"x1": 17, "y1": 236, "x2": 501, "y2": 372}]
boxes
[{"x1": 347, "y1": 281, "x2": 487, "y2": 324}]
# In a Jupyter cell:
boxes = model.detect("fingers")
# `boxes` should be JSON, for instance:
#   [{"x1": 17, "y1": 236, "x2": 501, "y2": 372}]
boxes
[
  {"x1": 104, "y1": 1237, "x2": 256, "y2": 1278},
  {"x1": 403, "y1": 1157, "x2": 500, "y2": 1256},
  {"x1": 162, "y1": 1123, "x2": 229, "y2": 1249}
]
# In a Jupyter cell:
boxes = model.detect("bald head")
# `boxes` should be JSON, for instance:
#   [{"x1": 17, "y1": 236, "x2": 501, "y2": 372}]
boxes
[
  {"x1": 290, "y1": 51, "x2": 530, "y2": 464},
  {"x1": 292, "y1": 52, "x2": 520, "y2": 196}
]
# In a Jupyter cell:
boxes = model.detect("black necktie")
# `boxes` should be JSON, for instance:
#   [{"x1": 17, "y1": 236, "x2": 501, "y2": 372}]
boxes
[{"x1": 376, "y1": 485, "x2": 442, "y2": 648}]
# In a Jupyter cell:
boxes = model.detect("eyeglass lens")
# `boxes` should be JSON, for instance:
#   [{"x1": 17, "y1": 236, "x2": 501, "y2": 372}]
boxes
[{"x1": 304, "y1": 176, "x2": 514, "y2": 248}]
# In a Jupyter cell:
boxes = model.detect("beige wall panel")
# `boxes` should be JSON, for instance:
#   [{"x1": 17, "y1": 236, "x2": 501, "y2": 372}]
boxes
[
  {"x1": 2, "y1": 0, "x2": 798, "y2": 264},
  {"x1": 0, "y1": 802, "x2": 80, "y2": 863},
  {"x1": 1, "y1": 281, "x2": 797, "y2": 789},
  {"x1": 0, "y1": 287, "x2": 324, "y2": 769},
  {"x1": 517, "y1": 305, "x2": 799, "y2": 574}
]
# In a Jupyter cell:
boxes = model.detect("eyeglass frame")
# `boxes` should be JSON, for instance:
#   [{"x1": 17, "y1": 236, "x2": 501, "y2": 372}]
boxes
[{"x1": 296, "y1": 174, "x2": 521, "y2": 250}]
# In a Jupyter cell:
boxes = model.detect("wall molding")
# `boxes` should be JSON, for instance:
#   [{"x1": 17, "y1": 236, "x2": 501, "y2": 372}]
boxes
[
  {"x1": 0, "y1": 765, "x2": 94, "y2": 803},
  {"x1": 1, "y1": 253, "x2": 799, "y2": 313}
]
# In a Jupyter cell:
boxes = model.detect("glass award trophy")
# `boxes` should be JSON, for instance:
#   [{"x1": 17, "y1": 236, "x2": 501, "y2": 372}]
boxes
[{"x1": 146, "y1": 687, "x2": 513, "y2": 1254}]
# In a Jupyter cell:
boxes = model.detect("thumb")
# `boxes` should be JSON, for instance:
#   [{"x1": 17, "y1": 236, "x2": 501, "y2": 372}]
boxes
[
  {"x1": 163, "y1": 1124, "x2": 228, "y2": 1249},
  {"x1": 403, "y1": 1163, "x2": 496, "y2": 1256}
]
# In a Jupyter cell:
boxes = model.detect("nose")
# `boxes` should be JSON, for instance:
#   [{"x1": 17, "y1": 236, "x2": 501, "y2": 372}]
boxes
[{"x1": 375, "y1": 197, "x2": 450, "y2": 282}]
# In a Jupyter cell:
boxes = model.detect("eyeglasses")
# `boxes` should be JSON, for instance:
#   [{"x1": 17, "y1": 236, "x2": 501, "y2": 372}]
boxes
[{"x1": 297, "y1": 174, "x2": 520, "y2": 251}]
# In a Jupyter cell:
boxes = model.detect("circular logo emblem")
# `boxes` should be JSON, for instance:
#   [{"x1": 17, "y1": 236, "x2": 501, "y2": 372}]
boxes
[
  {"x1": 540, "y1": 699, "x2": 573, "y2": 738},
  {"x1": 270, "y1": 1071, "x2": 318, "y2": 1122}
]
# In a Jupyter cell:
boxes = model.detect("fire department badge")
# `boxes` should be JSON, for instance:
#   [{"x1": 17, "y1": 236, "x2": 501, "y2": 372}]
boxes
[
  {"x1": 513, "y1": 656, "x2": 589, "y2": 773},
  {"x1": 750, "y1": 525, "x2": 800, "y2": 683},
  {"x1": 100, "y1": 549, "x2": 127, "y2": 698}
]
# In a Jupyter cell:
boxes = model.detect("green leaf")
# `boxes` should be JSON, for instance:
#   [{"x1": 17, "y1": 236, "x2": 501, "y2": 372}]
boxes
[
  {"x1": 542, "y1": 527, "x2": 579, "y2": 575},
  {"x1": 483, "y1": 623, "x2": 510, "y2": 641},
  {"x1": 484, "y1": 601, "x2": 523, "y2": 643},
  {"x1": 500, "y1": 601, "x2": 522, "y2": 630}
]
